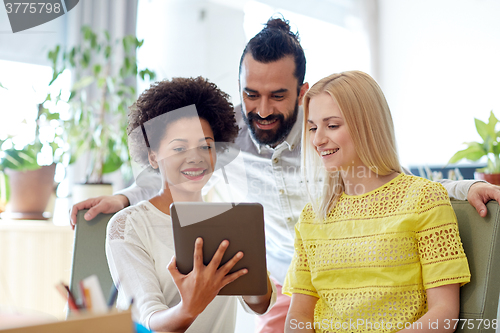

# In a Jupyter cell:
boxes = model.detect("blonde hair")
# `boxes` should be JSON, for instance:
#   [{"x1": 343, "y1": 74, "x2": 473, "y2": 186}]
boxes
[{"x1": 301, "y1": 71, "x2": 401, "y2": 219}]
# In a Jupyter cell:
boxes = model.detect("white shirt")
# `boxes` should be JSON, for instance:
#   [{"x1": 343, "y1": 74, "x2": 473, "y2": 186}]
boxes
[
  {"x1": 105, "y1": 200, "x2": 275, "y2": 332},
  {"x1": 116, "y1": 105, "x2": 478, "y2": 285}
]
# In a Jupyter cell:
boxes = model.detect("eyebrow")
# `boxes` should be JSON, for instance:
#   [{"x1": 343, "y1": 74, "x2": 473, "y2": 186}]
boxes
[
  {"x1": 307, "y1": 116, "x2": 341, "y2": 124},
  {"x1": 244, "y1": 87, "x2": 288, "y2": 94},
  {"x1": 168, "y1": 137, "x2": 214, "y2": 145}
]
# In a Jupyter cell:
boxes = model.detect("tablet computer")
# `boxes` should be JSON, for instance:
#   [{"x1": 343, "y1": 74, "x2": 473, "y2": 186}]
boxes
[{"x1": 170, "y1": 202, "x2": 268, "y2": 295}]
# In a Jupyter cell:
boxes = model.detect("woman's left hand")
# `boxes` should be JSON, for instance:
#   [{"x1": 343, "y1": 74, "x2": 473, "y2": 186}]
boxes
[{"x1": 167, "y1": 237, "x2": 248, "y2": 319}]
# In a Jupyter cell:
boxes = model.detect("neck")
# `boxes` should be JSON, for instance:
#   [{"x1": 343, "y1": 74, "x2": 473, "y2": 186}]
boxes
[
  {"x1": 341, "y1": 167, "x2": 399, "y2": 196},
  {"x1": 149, "y1": 182, "x2": 203, "y2": 215}
]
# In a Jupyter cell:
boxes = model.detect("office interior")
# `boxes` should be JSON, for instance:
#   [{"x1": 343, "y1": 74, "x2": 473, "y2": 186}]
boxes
[{"x1": 0, "y1": 0, "x2": 499, "y2": 331}]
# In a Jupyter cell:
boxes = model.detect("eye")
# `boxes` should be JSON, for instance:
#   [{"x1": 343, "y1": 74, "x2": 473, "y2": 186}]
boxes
[
  {"x1": 245, "y1": 91, "x2": 259, "y2": 99},
  {"x1": 272, "y1": 94, "x2": 285, "y2": 100},
  {"x1": 328, "y1": 125, "x2": 339, "y2": 129},
  {"x1": 173, "y1": 147, "x2": 186, "y2": 153},
  {"x1": 199, "y1": 145, "x2": 212, "y2": 150},
  {"x1": 308, "y1": 127, "x2": 317, "y2": 132}
]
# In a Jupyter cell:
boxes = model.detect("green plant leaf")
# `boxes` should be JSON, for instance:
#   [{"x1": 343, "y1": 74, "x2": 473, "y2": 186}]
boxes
[
  {"x1": 475, "y1": 118, "x2": 489, "y2": 142},
  {"x1": 93, "y1": 64, "x2": 102, "y2": 76},
  {"x1": 487, "y1": 111, "x2": 498, "y2": 137},
  {"x1": 2, "y1": 149, "x2": 40, "y2": 171},
  {"x1": 72, "y1": 76, "x2": 94, "y2": 90},
  {"x1": 46, "y1": 112, "x2": 60, "y2": 121},
  {"x1": 0, "y1": 170, "x2": 10, "y2": 204},
  {"x1": 102, "y1": 151, "x2": 122, "y2": 174},
  {"x1": 448, "y1": 142, "x2": 486, "y2": 164}
]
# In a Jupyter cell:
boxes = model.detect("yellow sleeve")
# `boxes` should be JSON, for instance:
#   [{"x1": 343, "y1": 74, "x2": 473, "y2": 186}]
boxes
[
  {"x1": 282, "y1": 205, "x2": 319, "y2": 298},
  {"x1": 415, "y1": 181, "x2": 471, "y2": 289}
]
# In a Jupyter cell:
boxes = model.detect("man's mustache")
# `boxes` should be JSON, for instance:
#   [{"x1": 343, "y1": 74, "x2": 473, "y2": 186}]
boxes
[{"x1": 246, "y1": 112, "x2": 284, "y2": 124}]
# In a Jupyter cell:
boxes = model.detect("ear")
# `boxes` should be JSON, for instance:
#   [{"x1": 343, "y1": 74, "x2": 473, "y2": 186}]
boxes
[
  {"x1": 298, "y1": 82, "x2": 309, "y2": 106},
  {"x1": 148, "y1": 150, "x2": 159, "y2": 169}
]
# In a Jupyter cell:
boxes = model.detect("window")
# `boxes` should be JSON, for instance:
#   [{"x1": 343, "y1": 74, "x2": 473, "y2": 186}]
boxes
[
  {"x1": 0, "y1": 59, "x2": 70, "y2": 181},
  {"x1": 243, "y1": 1, "x2": 371, "y2": 88}
]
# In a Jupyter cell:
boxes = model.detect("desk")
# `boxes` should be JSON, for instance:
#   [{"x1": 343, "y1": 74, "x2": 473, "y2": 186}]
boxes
[{"x1": 0, "y1": 218, "x2": 74, "y2": 319}]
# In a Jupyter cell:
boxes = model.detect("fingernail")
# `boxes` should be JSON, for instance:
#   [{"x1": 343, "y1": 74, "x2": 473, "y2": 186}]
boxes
[{"x1": 84, "y1": 213, "x2": 90, "y2": 219}]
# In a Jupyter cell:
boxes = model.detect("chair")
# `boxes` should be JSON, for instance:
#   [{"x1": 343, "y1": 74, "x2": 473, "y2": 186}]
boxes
[
  {"x1": 451, "y1": 200, "x2": 500, "y2": 333},
  {"x1": 69, "y1": 209, "x2": 115, "y2": 307}
]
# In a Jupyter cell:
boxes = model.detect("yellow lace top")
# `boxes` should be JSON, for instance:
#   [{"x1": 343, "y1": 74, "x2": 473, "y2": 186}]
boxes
[{"x1": 283, "y1": 174, "x2": 470, "y2": 332}]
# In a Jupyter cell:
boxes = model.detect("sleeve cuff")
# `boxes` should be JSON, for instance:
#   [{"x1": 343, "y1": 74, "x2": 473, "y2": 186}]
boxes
[{"x1": 238, "y1": 271, "x2": 277, "y2": 316}]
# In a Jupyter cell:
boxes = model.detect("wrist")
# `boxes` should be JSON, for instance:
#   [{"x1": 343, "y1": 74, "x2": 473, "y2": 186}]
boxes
[
  {"x1": 177, "y1": 300, "x2": 201, "y2": 322},
  {"x1": 115, "y1": 194, "x2": 130, "y2": 209}
]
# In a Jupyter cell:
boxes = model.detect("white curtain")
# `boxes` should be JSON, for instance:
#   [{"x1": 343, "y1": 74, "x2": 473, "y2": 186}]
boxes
[{"x1": 63, "y1": 0, "x2": 139, "y2": 189}]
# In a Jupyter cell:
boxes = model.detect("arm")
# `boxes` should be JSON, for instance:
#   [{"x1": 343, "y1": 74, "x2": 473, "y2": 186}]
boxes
[
  {"x1": 403, "y1": 166, "x2": 500, "y2": 217},
  {"x1": 285, "y1": 293, "x2": 318, "y2": 333},
  {"x1": 70, "y1": 167, "x2": 161, "y2": 227},
  {"x1": 399, "y1": 284, "x2": 460, "y2": 333},
  {"x1": 70, "y1": 194, "x2": 129, "y2": 228},
  {"x1": 150, "y1": 238, "x2": 247, "y2": 332}
]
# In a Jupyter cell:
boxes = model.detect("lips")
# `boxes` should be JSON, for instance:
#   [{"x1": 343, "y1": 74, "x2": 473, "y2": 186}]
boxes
[
  {"x1": 181, "y1": 168, "x2": 207, "y2": 181},
  {"x1": 254, "y1": 118, "x2": 279, "y2": 130},
  {"x1": 319, "y1": 148, "x2": 339, "y2": 157}
]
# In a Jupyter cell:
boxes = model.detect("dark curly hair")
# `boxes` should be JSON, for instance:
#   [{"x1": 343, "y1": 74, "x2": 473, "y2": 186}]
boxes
[
  {"x1": 127, "y1": 76, "x2": 239, "y2": 167},
  {"x1": 239, "y1": 17, "x2": 306, "y2": 91}
]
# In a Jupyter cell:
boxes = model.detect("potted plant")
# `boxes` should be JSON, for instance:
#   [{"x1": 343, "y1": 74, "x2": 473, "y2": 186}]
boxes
[
  {"x1": 49, "y1": 26, "x2": 155, "y2": 202},
  {"x1": 448, "y1": 111, "x2": 500, "y2": 185},
  {"x1": 0, "y1": 101, "x2": 65, "y2": 219}
]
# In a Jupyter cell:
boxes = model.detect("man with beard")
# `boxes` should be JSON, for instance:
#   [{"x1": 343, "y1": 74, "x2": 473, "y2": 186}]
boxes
[{"x1": 71, "y1": 17, "x2": 500, "y2": 332}]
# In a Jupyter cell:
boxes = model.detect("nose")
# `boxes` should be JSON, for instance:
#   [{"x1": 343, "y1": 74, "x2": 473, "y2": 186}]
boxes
[
  {"x1": 257, "y1": 97, "x2": 273, "y2": 118},
  {"x1": 186, "y1": 147, "x2": 204, "y2": 163},
  {"x1": 312, "y1": 127, "x2": 328, "y2": 148}
]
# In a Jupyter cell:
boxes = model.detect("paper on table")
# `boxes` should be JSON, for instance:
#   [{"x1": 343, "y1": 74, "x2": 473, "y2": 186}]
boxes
[{"x1": 82, "y1": 275, "x2": 107, "y2": 314}]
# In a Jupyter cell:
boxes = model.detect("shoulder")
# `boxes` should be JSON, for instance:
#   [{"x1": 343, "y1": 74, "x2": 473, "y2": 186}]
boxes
[
  {"x1": 401, "y1": 175, "x2": 450, "y2": 209},
  {"x1": 107, "y1": 201, "x2": 156, "y2": 241}
]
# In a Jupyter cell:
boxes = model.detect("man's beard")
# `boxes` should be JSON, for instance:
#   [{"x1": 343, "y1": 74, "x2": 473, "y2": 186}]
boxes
[{"x1": 242, "y1": 101, "x2": 299, "y2": 146}]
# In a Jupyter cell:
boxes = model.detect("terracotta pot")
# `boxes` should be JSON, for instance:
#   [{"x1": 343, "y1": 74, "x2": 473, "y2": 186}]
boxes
[
  {"x1": 4, "y1": 164, "x2": 56, "y2": 220},
  {"x1": 474, "y1": 172, "x2": 500, "y2": 186}
]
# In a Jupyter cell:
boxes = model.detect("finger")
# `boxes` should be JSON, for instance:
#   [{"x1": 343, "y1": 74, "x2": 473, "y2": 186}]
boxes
[
  {"x1": 468, "y1": 194, "x2": 488, "y2": 218},
  {"x1": 167, "y1": 256, "x2": 182, "y2": 281},
  {"x1": 219, "y1": 251, "x2": 244, "y2": 275},
  {"x1": 84, "y1": 199, "x2": 109, "y2": 220},
  {"x1": 193, "y1": 237, "x2": 204, "y2": 271},
  {"x1": 220, "y1": 267, "x2": 248, "y2": 287},
  {"x1": 69, "y1": 198, "x2": 98, "y2": 226},
  {"x1": 208, "y1": 240, "x2": 230, "y2": 270}
]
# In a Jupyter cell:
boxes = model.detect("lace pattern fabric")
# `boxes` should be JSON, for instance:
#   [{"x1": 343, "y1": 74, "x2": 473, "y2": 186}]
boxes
[
  {"x1": 107, "y1": 204, "x2": 150, "y2": 241},
  {"x1": 283, "y1": 174, "x2": 470, "y2": 332}
]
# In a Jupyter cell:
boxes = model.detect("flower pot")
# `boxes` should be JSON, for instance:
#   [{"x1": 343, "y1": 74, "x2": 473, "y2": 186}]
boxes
[
  {"x1": 71, "y1": 183, "x2": 113, "y2": 205},
  {"x1": 474, "y1": 172, "x2": 500, "y2": 186},
  {"x1": 4, "y1": 164, "x2": 57, "y2": 220}
]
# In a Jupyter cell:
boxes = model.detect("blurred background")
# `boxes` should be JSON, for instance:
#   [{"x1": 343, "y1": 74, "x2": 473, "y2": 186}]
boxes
[
  {"x1": 0, "y1": 0, "x2": 499, "y2": 327},
  {"x1": 1, "y1": 0, "x2": 499, "y2": 195}
]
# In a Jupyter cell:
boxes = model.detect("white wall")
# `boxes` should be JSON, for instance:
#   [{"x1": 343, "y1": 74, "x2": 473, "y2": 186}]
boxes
[
  {"x1": 136, "y1": 0, "x2": 246, "y2": 106},
  {"x1": 378, "y1": 0, "x2": 500, "y2": 168}
]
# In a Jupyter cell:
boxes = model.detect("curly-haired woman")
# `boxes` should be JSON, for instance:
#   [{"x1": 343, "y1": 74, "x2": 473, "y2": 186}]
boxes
[{"x1": 106, "y1": 77, "x2": 274, "y2": 333}]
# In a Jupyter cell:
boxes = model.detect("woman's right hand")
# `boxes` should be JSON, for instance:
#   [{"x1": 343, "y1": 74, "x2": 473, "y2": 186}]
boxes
[{"x1": 167, "y1": 237, "x2": 248, "y2": 319}]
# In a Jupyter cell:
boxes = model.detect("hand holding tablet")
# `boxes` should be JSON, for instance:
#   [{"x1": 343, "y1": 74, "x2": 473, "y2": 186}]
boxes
[
  {"x1": 168, "y1": 237, "x2": 248, "y2": 315},
  {"x1": 170, "y1": 202, "x2": 268, "y2": 295}
]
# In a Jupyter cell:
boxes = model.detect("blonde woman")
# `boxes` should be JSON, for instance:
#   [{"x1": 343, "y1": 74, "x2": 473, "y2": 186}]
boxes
[{"x1": 283, "y1": 71, "x2": 470, "y2": 333}]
